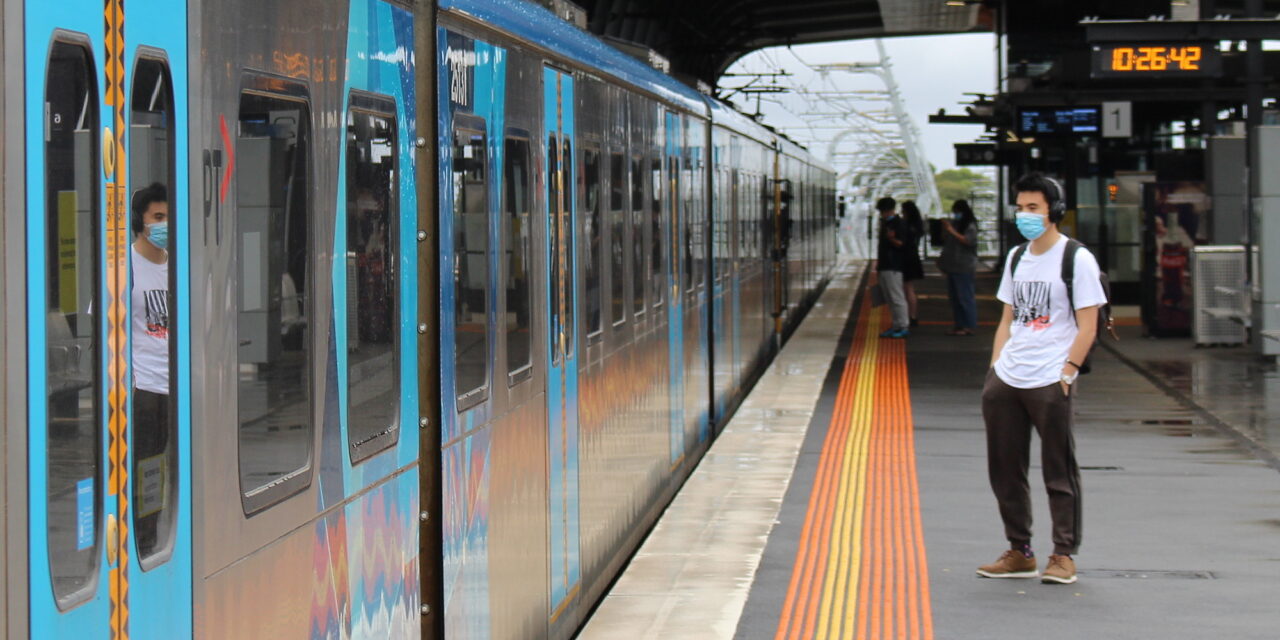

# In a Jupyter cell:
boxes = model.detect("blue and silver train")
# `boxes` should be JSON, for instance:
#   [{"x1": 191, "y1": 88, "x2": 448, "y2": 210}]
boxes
[{"x1": 0, "y1": 0, "x2": 837, "y2": 637}]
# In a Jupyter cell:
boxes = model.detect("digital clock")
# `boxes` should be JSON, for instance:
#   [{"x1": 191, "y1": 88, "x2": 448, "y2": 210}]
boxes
[{"x1": 1092, "y1": 43, "x2": 1222, "y2": 78}]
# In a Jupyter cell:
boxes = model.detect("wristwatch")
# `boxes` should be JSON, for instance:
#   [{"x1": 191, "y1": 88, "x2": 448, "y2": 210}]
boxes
[{"x1": 1060, "y1": 370, "x2": 1078, "y2": 386}]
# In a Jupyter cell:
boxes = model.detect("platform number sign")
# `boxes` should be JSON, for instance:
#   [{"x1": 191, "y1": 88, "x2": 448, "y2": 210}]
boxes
[{"x1": 1102, "y1": 101, "x2": 1131, "y2": 139}]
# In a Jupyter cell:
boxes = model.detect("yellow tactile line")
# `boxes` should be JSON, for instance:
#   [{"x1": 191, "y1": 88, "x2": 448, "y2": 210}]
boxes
[
  {"x1": 104, "y1": 0, "x2": 129, "y2": 637},
  {"x1": 818, "y1": 306, "x2": 878, "y2": 638}
]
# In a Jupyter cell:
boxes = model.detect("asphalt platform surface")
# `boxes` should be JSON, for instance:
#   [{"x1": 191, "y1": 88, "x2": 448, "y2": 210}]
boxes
[{"x1": 737, "y1": 263, "x2": 1280, "y2": 639}]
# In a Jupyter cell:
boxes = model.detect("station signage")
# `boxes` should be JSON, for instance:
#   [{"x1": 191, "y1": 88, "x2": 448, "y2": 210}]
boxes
[
  {"x1": 1015, "y1": 106, "x2": 1100, "y2": 138},
  {"x1": 1091, "y1": 43, "x2": 1222, "y2": 78}
]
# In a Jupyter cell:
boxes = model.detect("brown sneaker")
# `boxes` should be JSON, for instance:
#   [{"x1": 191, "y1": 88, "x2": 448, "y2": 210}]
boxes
[
  {"x1": 1041, "y1": 554, "x2": 1077, "y2": 584},
  {"x1": 976, "y1": 549, "x2": 1038, "y2": 579}
]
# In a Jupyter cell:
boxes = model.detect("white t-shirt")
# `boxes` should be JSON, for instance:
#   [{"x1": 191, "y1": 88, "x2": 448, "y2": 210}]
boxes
[
  {"x1": 995, "y1": 235, "x2": 1107, "y2": 389},
  {"x1": 131, "y1": 246, "x2": 169, "y2": 394}
]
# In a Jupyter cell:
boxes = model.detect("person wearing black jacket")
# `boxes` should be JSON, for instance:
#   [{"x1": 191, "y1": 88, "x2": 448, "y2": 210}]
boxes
[
  {"x1": 900, "y1": 201, "x2": 926, "y2": 327},
  {"x1": 876, "y1": 197, "x2": 910, "y2": 338}
]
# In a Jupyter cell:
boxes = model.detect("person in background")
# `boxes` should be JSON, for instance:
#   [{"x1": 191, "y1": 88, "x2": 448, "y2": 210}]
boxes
[
  {"x1": 876, "y1": 196, "x2": 910, "y2": 338},
  {"x1": 900, "y1": 200, "x2": 925, "y2": 327},
  {"x1": 939, "y1": 199, "x2": 979, "y2": 336},
  {"x1": 129, "y1": 182, "x2": 171, "y2": 557}
]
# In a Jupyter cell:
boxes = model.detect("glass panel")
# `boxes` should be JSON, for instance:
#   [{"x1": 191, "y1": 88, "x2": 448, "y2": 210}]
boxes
[
  {"x1": 548, "y1": 135, "x2": 561, "y2": 363},
  {"x1": 236, "y1": 90, "x2": 314, "y2": 507},
  {"x1": 505, "y1": 137, "x2": 533, "y2": 381},
  {"x1": 44, "y1": 39, "x2": 101, "y2": 608},
  {"x1": 345, "y1": 98, "x2": 399, "y2": 462},
  {"x1": 670, "y1": 155, "x2": 687, "y2": 293},
  {"x1": 630, "y1": 155, "x2": 645, "y2": 314},
  {"x1": 650, "y1": 157, "x2": 663, "y2": 306},
  {"x1": 562, "y1": 137, "x2": 575, "y2": 356},
  {"x1": 609, "y1": 152, "x2": 625, "y2": 324},
  {"x1": 582, "y1": 145, "x2": 601, "y2": 335},
  {"x1": 453, "y1": 123, "x2": 489, "y2": 404},
  {"x1": 678, "y1": 155, "x2": 692, "y2": 293},
  {"x1": 129, "y1": 56, "x2": 177, "y2": 568}
]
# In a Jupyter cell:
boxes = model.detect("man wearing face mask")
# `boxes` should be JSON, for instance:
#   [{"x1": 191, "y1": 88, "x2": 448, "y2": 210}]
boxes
[
  {"x1": 130, "y1": 182, "x2": 171, "y2": 555},
  {"x1": 976, "y1": 173, "x2": 1105, "y2": 586}
]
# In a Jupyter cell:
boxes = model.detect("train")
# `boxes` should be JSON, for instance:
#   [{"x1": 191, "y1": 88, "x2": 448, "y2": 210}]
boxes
[{"x1": 0, "y1": 0, "x2": 838, "y2": 637}]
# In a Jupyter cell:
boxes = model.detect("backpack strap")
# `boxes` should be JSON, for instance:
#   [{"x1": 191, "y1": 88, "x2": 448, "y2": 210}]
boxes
[
  {"x1": 1062, "y1": 238, "x2": 1080, "y2": 320},
  {"x1": 1010, "y1": 242, "x2": 1030, "y2": 276}
]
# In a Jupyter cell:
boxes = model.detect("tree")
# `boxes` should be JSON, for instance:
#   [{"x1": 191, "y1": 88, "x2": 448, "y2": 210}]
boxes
[{"x1": 935, "y1": 168, "x2": 992, "y2": 206}]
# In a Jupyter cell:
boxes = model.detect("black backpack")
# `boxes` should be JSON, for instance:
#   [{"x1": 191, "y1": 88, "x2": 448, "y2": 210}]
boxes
[{"x1": 1010, "y1": 238, "x2": 1118, "y2": 374}]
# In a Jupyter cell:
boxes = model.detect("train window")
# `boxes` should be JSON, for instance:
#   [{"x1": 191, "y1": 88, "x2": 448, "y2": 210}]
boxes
[
  {"x1": 345, "y1": 93, "x2": 399, "y2": 463},
  {"x1": 677, "y1": 155, "x2": 692, "y2": 294},
  {"x1": 453, "y1": 118, "x2": 489, "y2": 408},
  {"x1": 609, "y1": 151, "x2": 625, "y2": 326},
  {"x1": 671, "y1": 154, "x2": 690, "y2": 294},
  {"x1": 630, "y1": 155, "x2": 645, "y2": 315},
  {"x1": 236, "y1": 87, "x2": 315, "y2": 513},
  {"x1": 129, "y1": 54, "x2": 178, "y2": 569},
  {"x1": 505, "y1": 135, "x2": 533, "y2": 384},
  {"x1": 583, "y1": 145, "x2": 602, "y2": 338},
  {"x1": 562, "y1": 137, "x2": 575, "y2": 356},
  {"x1": 44, "y1": 37, "x2": 102, "y2": 609},
  {"x1": 650, "y1": 157, "x2": 663, "y2": 307},
  {"x1": 548, "y1": 136, "x2": 562, "y2": 363}
]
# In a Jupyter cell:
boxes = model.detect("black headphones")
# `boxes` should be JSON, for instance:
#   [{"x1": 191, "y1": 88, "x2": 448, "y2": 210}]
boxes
[
  {"x1": 1044, "y1": 176, "x2": 1067, "y2": 223},
  {"x1": 131, "y1": 183, "x2": 167, "y2": 234}
]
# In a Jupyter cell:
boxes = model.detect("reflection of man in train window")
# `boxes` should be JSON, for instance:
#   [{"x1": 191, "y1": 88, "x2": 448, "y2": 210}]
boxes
[{"x1": 130, "y1": 183, "x2": 170, "y2": 552}]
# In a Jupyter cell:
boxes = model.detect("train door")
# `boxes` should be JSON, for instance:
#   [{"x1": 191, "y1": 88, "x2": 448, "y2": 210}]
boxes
[
  {"x1": 543, "y1": 65, "x2": 581, "y2": 622},
  {"x1": 664, "y1": 110, "x2": 685, "y2": 467},
  {"x1": 23, "y1": 0, "x2": 191, "y2": 635}
]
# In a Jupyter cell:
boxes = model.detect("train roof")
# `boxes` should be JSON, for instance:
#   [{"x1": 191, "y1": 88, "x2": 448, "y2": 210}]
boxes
[
  {"x1": 441, "y1": 0, "x2": 708, "y2": 116},
  {"x1": 704, "y1": 97, "x2": 775, "y2": 146}
]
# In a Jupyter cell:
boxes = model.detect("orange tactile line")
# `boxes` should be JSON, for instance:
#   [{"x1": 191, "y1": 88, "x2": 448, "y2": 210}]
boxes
[{"x1": 775, "y1": 289, "x2": 933, "y2": 640}]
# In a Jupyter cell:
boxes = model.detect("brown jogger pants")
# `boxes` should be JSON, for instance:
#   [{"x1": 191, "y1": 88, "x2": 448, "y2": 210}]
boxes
[{"x1": 981, "y1": 368, "x2": 1082, "y2": 556}]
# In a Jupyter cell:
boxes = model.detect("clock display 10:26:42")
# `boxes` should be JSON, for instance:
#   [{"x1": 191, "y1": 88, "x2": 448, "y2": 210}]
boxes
[{"x1": 1110, "y1": 45, "x2": 1202, "y2": 71}]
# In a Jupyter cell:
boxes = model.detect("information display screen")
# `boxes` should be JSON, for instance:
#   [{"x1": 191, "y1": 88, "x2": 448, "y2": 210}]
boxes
[
  {"x1": 1092, "y1": 43, "x2": 1222, "y2": 78},
  {"x1": 1016, "y1": 106, "x2": 1100, "y2": 138}
]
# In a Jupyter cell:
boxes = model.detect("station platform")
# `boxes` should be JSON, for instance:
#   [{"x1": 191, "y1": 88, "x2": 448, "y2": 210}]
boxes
[{"x1": 580, "y1": 260, "x2": 1280, "y2": 640}]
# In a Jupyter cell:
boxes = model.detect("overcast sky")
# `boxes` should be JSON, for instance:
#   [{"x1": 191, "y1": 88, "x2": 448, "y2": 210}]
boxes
[{"x1": 723, "y1": 33, "x2": 996, "y2": 174}]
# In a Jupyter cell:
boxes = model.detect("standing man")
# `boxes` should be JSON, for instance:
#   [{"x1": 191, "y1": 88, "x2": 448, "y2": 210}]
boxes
[
  {"x1": 130, "y1": 182, "x2": 172, "y2": 558},
  {"x1": 875, "y1": 196, "x2": 910, "y2": 338},
  {"x1": 977, "y1": 173, "x2": 1105, "y2": 585}
]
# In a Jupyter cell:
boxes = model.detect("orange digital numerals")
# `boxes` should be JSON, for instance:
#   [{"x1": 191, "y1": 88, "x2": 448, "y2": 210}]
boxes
[{"x1": 1110, "y1": 46, "x2": 1202, "y2": 72}]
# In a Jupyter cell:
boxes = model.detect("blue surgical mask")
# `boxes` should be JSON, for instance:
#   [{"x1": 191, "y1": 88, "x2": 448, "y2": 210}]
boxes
[
  {"x1": 146, "y1": 222, "x2": 168, "y2": 250},
  {"x1": 1015, "y1": 212, "x2": 1047, "y2": 241}
]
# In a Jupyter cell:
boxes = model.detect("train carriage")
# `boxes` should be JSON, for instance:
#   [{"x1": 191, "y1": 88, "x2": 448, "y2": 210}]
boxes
[{"x1": 0, "y1": 0, "x2": 836, "y2": 638}]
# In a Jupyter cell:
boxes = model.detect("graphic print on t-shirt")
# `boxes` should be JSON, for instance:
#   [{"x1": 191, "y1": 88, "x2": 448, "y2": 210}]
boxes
[
  {"x1": 142, "y1": 289, "x2": 169, "y2": 339},
  {"x1": 1012, "y1": 280, "x2": 1052, "y2": 330}
]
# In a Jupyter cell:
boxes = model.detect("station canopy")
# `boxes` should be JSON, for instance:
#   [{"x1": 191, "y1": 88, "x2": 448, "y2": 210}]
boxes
[
  {"x1": 578, "y1": 0, "x2": 992, "y2": 84},
  {"x1": 577, "y1": 0, "x2": 1280, "y2": 86}
]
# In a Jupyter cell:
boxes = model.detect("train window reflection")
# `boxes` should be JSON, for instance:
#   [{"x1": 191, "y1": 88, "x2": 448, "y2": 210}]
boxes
[
  {"x1": 583, "y1": 145, "x2": 602, "y2": 337},
  {"x1": 650, "y1": 157, "x2": 663, "y2": 307},
  {"x1": 630, "y1": 155, "x2": 645, "y2": 315},
  {"x1": 609, "y1": 151, "x2": 625, "y2": 325},
  {"x1": 454, "y1": 121, "x2": 489, "y2": 408},
  {"x1": 129, "y1": 55, "x2": 178, "y2": 569},
  {"x1": 44, "y1": 38, "x2": 102, "y2": 609},
  {"x1": 345, "y1": 95, "x2": 399, "y2": 462},
  {"x1": 504, "y1": 135, "x2": 533, "y2": 383},
  {"x1": 236, "y1": 88, "x2": 314, "y2": 511},
  {"x1": 548, "y1": 135, "x2": 562, "y2": 364},
  {"x1": 562, "y1": 137, "x2": 576, "y2": 357}
]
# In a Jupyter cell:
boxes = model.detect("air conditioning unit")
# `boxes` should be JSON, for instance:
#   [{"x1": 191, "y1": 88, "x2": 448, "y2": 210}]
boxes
[
  {"x1": 601, "y1": 35, "x2": 671, "y2": 74},
  {"x1": 533, "y1": 0, "x2": 587, "y2": 29}
]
